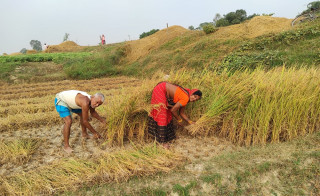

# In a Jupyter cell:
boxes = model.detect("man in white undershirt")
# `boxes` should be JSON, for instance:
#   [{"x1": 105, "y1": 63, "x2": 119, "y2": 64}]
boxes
[{"x1": 54, "y1": 90, "x2": 106, "y2": 153}]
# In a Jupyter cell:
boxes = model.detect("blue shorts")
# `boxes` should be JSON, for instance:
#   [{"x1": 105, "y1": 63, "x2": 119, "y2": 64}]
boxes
[{"x1": 55, "y1": 98, "x2": 82, "y2": 118}]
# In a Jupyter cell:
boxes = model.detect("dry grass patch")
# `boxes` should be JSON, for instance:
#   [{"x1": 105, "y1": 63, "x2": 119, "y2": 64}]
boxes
[
  {"x1": 66, "y1": 133, "x2": 319, "y2": 196},
  {"x1": 0, "y1": 138, "x2": 41, "y2": 165},
  {"x1": 0, "y1": 144, "x2": 185, "y2": 195}
]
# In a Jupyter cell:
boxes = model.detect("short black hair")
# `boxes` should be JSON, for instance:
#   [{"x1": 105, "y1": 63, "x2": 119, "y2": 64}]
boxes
[{"x1": 193, "y1": 90, "x2": 202, "y2": 97}]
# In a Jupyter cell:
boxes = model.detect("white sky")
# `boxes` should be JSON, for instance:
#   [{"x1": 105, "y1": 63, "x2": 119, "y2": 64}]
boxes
[{"x1": 0, "y1": 0, "x2": 314, "y2": 54}]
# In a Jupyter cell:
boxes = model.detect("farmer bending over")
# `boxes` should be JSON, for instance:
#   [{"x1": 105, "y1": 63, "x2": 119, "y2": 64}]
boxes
[
  {"x1": 55, "y1": 90, "x2": 106, "y2": 153},
  {"x1": 148, "y1": 82, "x2": 202, "y2": 149}
]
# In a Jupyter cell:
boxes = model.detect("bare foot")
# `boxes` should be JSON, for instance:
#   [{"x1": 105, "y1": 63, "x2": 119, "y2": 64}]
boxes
[
  {"x1": 162, "y1": 143, "x2": 170, "y2": 149},
  {"x1": 63, "y1": 146, "x2": 74, "y2": 154},
  {"x1": 93, "y1": 133, "x2": 102, "y2": 139},
  {"x1": 82, "y1": 134, "x2": 92, "y2": 139}
]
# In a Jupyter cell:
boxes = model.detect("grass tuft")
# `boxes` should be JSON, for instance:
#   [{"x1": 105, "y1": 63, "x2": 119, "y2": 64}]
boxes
[{"x1": 0, "y1": 138, "x2": 41, "y2": 165}]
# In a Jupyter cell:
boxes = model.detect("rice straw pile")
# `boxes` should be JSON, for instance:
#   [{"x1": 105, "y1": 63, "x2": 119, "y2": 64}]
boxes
[{"x1": 212, "y1": 16, "x2": 292, "y2": 40}]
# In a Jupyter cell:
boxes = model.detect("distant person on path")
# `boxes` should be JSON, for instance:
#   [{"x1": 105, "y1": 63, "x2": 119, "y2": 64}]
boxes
[
  {"x1": 148, "y1": 82, "x2": 202, "y2": 149},
  {"x1": 43, "y1": 43, "x2": 49, "y2": 50},
  {"x1": 100, "y1": 34, "x2": 106, "y2": 45},
  {"x1": 55, "y1": 90, "x2": 106, "y2": 153}
]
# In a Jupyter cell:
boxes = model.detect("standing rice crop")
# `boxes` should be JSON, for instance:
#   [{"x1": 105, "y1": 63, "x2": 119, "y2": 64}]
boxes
[
  {"x1": 103, "y1": 67, "x2": 320, "y2": 146},
  {"x1": 187, "y1": 67, "x2": 320, "y2": 145},
  {"x1": 102, "y1": 76, "x2": 160, "y2": 145}
]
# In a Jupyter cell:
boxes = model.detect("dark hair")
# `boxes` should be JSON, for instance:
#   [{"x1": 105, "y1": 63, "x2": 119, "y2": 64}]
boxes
[{"x1": 193, "y1": 90, "x2": 202, "y2": 97}]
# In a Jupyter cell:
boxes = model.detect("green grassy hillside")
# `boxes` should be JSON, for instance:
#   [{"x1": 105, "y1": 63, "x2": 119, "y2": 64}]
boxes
[
  {"x1": 1, "y1": 17, "x2": 319, "y2": 83},
  {"x1": 219, "y1": 22, "x2": 320, "y2": 72}
]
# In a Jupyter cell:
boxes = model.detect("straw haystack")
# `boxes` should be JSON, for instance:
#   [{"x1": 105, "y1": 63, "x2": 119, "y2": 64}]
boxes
[
  {"x1": 212, "y1": 16, "x2": 292, "y2": 40},
  {"x1": 125, "y1": 25, "x2": 188, "y2": 62},
  {"x1": 45, "y1": 41, "x2": 82, "y2": 53}
]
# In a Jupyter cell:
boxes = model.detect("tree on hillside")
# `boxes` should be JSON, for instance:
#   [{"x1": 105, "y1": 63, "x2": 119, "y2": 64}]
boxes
[
  {"x1": 139, "y1": 29, "x2": 159, "y2": 39},
  {"x1": 247, "y1": 13, "x2": 260, "y2": 20},
  {"x1": 308, "y1": 1, "x2": 320, "y2": 9},
  {"x1": 235, "y1": 9, "x2": 247, "y2": 22},
  {"x1": 297, "y1": 1, "x2": 320, "y2": 16},
  {"x1": 20, "y1": 48, "x2": 27, "y2": 54},
  {"x1": 198, "y1": 22, "x2": 213, "y2": 30},
  {"x1": 188, "y1": 25, "x2": 195, "y2": 30},
  {"x1": 29, "y1": 40, "x2": 42, "y2": 51},
  {"x1": 215, "y1": 9, "x2": 248, "y2": 27},
  {"x1": 213, "y1": 13, "x2": 222, "y2": 26},
  {"x1": 215, "y1": 18, "x2": 229, "y2": 27},
  {"x1": 63, "y1": 33, "x2": 70, "y2": 42},
  {"x1": 203, "y1": 24, "x2": 217, "y2": 34},
  {"x1": 225, "y1": 9, "x2": 247, "y2": 25}
]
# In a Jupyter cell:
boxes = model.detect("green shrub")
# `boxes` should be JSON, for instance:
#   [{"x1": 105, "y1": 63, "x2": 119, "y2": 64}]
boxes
[
  {"x1": 0, "y1": 52, "x2": 92, "y2": 63},
  {"x1": 139, "y1": 29, "x2": 159, "y2": 39},
  {"x1": 218, "y1": 51, "x2": 284, "y2": 73},
  {"x1": 203, "y1": 24, "x2": 217, "y2": 34}
]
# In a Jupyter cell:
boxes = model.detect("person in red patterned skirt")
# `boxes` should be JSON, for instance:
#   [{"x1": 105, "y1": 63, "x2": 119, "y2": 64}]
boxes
[{"x1": 148, "y1": 82, "x2": 202, "y2": 148}]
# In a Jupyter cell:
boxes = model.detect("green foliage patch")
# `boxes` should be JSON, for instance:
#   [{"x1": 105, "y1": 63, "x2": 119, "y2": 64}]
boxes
[
  {"x1": 140, "y1": 29, "x2": 160, "y2": 39},
  {"x1": 218, "y1": 50, "x2": 285, "y2": 73},
  {"x1": 218, "y1": 21, "x2": 320, "y2": 72},
  {"x1": 203, "y1": 24, "x2": 218, "y2": 34},
  {"x1": 0, "y1": 62, "x2": 20, "y2": 82},
  {"x1": 173, "y1": 181, "x2": 198, "y2": 196},
  {"x1": 0, "y1": 52, "x2": 92, "y2": 63},
  {"x1": 62, "y1": 45, "x2": 129, "y2": 79},
  {"x1": 240, "y1": 25, "x2": 320, "y2": 51}
]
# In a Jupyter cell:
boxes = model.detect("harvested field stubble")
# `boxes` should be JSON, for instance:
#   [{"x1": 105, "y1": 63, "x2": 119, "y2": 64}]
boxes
[
  {"x1": 0, "y1": 144, "x2": 184, "y2": 195},
  {"x1": 0, "y1": 138, "x2": 41, "y2": 165},
  {"x1": 0, "y1": 77, "x2": 140, "y2": 99},
  {"x1": 0, "y1": 77, "x2": 141, "y2": 132}
]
